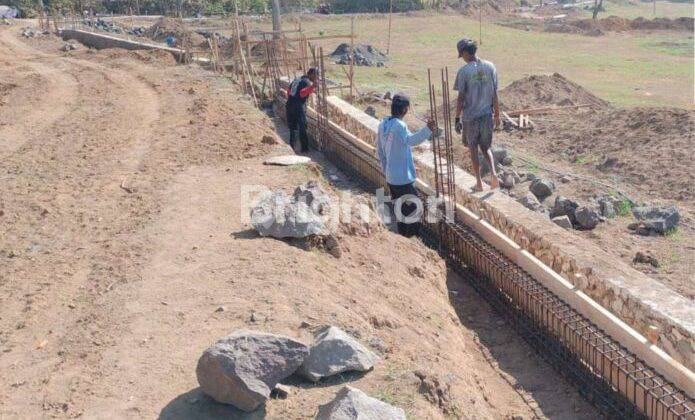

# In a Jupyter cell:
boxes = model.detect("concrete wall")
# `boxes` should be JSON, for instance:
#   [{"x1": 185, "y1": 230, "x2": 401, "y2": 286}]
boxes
[
  {"x1": 59, "y1": 29, "x2": 183, "y2": 59},
  {"x1": 323, "y1": 95, "x2": 694, "y2": 371}
]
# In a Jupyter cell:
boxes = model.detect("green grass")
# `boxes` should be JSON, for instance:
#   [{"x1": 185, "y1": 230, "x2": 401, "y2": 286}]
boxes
[
  {"x1": 617, "y1": 198, "x2": 633, "y2": 217},
  {"x1": 639, "y1": 36, "x2": 693, "y2": 57},
  {"x1": 574, "y1": 155, "x2": 588, "y2": 164},
  {"x1": 283, "y1": 12, "x2": 693, "y2": 110}
]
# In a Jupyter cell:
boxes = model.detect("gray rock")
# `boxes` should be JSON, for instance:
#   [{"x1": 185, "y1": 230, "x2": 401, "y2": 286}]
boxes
[
  {"x1": 251, "y1": 189, "x2": 328, "y2": 239},
  {"x1": 559, "y1": 175, "x2": 572, "y2": 184},
  {"x1": 299, "y1": 326, "x2": 378, "y2": 382},
  {"x1": 60, "y1": 43, "x2": 77, "y2": 52},
  {"x1": 491, "y1": 146, "x2": 508, "y2": 163},
  {"x1": 525, "y1": 173, "x2": 538, "y2": 182},
  {"x1": 575, "y1": 206, "x2": 601, "y2": 230},
  {"x1": 293, "y1": 180, "x2": 331, "y2": 216},
  {"x1": 518, "y1": 193, "x2": 542, "y2": 212},
  {"x1": 501, "y1": 173, "x2": 516, "y2": 189},
  {"x1": 632, "y1": 205, "x2": 679, "y2": 234},
  {"x1": 263, "y1": 155, "x2": 312, "y2": 166},
  {"x1": 598, "y1": 197, "x2": 616, "y2": 219},
  {"x1": 552, "y1": 215, "x2": 573, "y2": 229},
  {"x1": 501, "y1": 155, "x2": 513, "y2": 166},
  {"x1": 529, "y1": 178, "x2": 555, "y2": 201},
  {"x1": 549, "y1": 196, "x2": 579, "y2": 222},
  {"x1": 196, "y1": 330, "x2": 309, "y2": 412},
  {"x1": 364, "y1": 106, "x2": 377, "y2": 118},
  {"x1": 316, "y1": 386, "x2": 406, "y2": 420},
  {"x1": 383, "y1": 91, "x2": 392, "y2": 100}
]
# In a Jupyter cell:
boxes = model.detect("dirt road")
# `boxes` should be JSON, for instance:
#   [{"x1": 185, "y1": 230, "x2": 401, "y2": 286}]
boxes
[{"x1": 0, "y1": 26, "x2": 594, "y2": 419}]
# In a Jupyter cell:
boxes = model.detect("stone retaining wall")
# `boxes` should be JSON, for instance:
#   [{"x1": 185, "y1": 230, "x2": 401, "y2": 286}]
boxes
[{"x1": 324, "y1": 95, "x2": 694, "y2": 371}]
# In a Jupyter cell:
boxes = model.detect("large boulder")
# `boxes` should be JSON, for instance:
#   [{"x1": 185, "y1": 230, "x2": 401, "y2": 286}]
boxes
[
  {"x1": 251, "y1": 189, "x2": 328, "y2": 239},
  {"x1": 316, "y1": 386, "x2": 406, "y2": 420},
  {"x1": 518, "y1": 193, "x2": 542, "y2": 212},
  {"x1": 632, "y1": 205, "x2": 679, "y2": 234},
  {"x1": 299, "y1": 326, "x2": 378, "y2": 382},
  {"x1": 196, "y1": 330, "x2": 309, "y2": 412},
  {"x1": 549, "y1": 196, "x2": 579, "y2": 222},
  {"x1": 575, "y1": 206, "x2": 601, "y2": 230},
  {"x1": 529, "y1": 178, "x2": 555, "y2": 201}
]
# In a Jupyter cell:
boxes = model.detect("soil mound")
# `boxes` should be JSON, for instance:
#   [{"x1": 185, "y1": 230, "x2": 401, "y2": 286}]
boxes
[
  {"x1": 500, "y1": 73, "x2": 609, "y2": 111},
  {"x1": 552, "y1": 16, "x2": 694, "y2": 35},
  {"x1": 96, "y1": 49, "x2": 177, "y2": 66},
  {"x1": 543, "y1": 107, "x2": 694, "y2": 201},
  {"x1": 145, "y1": 17, "x2": 206, "y2": 48},
  {"x1": 331, "y1": 43, "x2": 388, "y2": 67}
]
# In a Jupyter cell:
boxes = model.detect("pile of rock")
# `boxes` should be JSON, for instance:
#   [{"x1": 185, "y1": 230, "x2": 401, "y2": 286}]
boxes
[
  {"x1": 331, "y1": 43, "x2": 388, "y2": 67},
  {"x1": 21, "y1": 28, "x2": 49, "y2": 38},
  {"x1": 196, "y1": 328, "x2": 402, "y2": 418}
]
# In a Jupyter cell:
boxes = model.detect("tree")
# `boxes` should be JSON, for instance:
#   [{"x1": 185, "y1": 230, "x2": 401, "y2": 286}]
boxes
[{"x1": 592, "y1": 0, "x2": 603, "y2": 20}]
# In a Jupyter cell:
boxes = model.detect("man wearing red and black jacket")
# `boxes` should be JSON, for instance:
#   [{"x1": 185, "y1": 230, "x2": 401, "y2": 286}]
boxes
[{"x1": 286, "y1": 68, "x2": 318, "y2": 153}]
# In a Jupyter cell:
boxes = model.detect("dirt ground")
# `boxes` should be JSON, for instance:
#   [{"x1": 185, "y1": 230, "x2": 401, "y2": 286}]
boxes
[
  {"x1": 361, "y1": 71, "x2": 693, "y2": 299},
  {"x1": 455, "y1": 74, "x2": 695, "y2": 299},
  {"x1": 0, "y1": 25, "x2": 595, "y2": 419}
]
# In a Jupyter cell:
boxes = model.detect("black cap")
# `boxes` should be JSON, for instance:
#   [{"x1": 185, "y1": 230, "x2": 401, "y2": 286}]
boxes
[
  {"x1": 457, "y1": 38, "x2": 477, "y2": 57},
  {"x1": 392, "y1": 92, "x2": 410, "y2": 106}
]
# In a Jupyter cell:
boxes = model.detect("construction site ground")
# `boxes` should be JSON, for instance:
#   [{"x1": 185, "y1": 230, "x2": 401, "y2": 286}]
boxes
[{"x1": 0, "y1": 25, "x2": 597, "y2": 419}]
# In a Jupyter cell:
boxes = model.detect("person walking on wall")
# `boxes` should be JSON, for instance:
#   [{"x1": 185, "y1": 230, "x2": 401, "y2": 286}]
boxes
[{"x1": 453, "y1": 38, "x2": 502, "y2": 192}]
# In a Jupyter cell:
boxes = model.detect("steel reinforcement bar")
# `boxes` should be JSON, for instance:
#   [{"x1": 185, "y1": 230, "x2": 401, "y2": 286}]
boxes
[{"x1": 274, "y1": 94, "x2": 694, "y2": 419}]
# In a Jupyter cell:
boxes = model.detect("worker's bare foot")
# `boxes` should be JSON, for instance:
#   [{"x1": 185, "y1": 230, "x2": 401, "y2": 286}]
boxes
[
  {"x1": 473, "y1": 182, "x2": 484, "y2": 192},
  {"x1": 490, "y1": 176, "x2": 500, "y2": 190}
]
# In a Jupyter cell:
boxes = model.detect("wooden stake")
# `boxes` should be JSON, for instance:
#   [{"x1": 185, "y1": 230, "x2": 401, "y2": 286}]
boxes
[
  {"x1": 387, "y1": 0, "x2": 393, "y2": 55},
  {"x1": 349, "y1": 17, "x2": 355, "y2": 101}
]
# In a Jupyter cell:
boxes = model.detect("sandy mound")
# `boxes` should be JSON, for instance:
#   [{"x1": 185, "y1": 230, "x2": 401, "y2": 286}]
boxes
[
  {"x1": 145, "y1": 17, "x2": 206, "y2": 48},
  {"x1": 93, "y1": 48, "x2": 178, "y2": 66},
  {"x1": 500, "y1": 73, "x2": 609, "y2": 111}
]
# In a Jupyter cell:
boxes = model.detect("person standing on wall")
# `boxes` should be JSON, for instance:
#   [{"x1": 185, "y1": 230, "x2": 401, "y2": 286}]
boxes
[
  {"x1": 453, "y1": 38, "x2": 502, "y2": 192},
  {"x1": 376, "y1": 93, "x2": 437, "y2": 238},
  {"x1": 286, "y1": 68, "x2": 319, "y2": 153}
]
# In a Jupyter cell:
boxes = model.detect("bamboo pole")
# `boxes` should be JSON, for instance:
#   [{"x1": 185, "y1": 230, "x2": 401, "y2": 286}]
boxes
[
  {"x1": 387, "y1": 0, "x2": 393, "y2": 54},
  {"x1": 349, "y1": 17, "x2": 355, "y2": 101}
]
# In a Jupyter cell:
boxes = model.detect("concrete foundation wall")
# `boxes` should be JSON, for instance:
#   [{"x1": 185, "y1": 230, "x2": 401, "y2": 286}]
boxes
[
  {"x1": 323, "y1": 95, "x2": 694, "y2": 371},
  {"x1": 59, "y1": 29, "x2": 183, "y2": 59}
]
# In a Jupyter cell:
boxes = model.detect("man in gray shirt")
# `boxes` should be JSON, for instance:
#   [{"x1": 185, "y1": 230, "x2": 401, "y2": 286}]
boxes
[{"x1": 453, "y1": 38, "x2": 501, "y2": 191}]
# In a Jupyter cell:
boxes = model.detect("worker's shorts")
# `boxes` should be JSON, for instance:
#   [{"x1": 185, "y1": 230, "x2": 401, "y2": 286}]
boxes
[{"x1": 463, "y1": 114, "x2": 493, "y2": 153}]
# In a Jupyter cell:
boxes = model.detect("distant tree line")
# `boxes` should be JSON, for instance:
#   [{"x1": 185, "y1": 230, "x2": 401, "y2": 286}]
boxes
[{"x1": 9, "y1": 0, "x2": 446, "y2": 17}]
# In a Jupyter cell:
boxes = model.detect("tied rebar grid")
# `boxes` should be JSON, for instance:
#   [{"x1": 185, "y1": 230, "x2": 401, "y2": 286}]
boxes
[
  {"x1": 428, "y1": 68, "x2": 458, "y2": 223},
  {"x1": 425, "y1": 218, "x2": 694, "y2": 420},
  {"x1": 274, "y1": 93, "x2": 694, "y2": 420}
]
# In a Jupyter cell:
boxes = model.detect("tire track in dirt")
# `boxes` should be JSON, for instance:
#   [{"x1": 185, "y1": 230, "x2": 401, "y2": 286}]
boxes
[
  {"x1": 0, "y1": 29, "x2": 79, "y2": 155},
  {"x1": 0, "y1": 28, "x2": 161, "y2": 417}
]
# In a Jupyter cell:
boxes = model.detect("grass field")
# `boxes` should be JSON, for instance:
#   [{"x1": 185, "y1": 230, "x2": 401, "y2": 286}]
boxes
[{"x1": 268, "y1": 7, "x2": 693, "y2": 110}]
